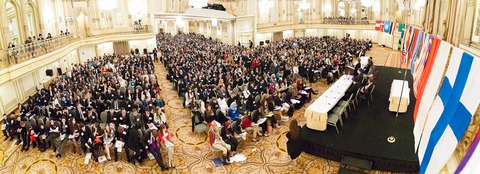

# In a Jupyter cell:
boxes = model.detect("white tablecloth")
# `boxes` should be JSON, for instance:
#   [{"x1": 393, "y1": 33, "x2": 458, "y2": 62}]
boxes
[
  {"x1": 304, "y1": 75, "x2": 353, "y2": 131},
  {"x1": 389, "y1": 79, "x2": 410, "y2": 113}
]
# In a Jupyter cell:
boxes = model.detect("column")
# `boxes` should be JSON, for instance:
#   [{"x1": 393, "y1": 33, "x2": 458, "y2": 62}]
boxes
[
  {"x1": 0, "y1": 2, "x2": 10, "y2": 48},
  {"x1": 36, "y1": 0, "x2": 45, "y2": 35}
]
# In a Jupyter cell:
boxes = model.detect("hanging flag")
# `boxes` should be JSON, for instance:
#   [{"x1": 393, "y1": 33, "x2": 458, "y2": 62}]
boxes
[
  {"x1": 413, "y1": 34, "x2": 435, "y2": 97},
  {"x1": 413, "y1": 39, "x2": 452, "y2": 151},
  {"x1": 390, "y1": 22, "x2": 397, "y2": 35},
  {"x1": 410, "y1": 30, "x2": 424, "y2": 75},
  {"x1": 384, "y1": 21, "x2": 391, "y2": 33},
  {"x1": 398, "y1": 23, "x2": 406, "y2": 39},
  {"x1": 417, "y1": 48, "x2": 480, "y2": 174},
  {"x1": 407, "y1": 28, "x2": 419, "y2": 68},
  {"x1": 411, "y1": 32, "x2": 428, "y2": 76},
  {"x1": 455, "y1": 129, "x2": 480, "y2": 174},
  {"x1": 375, "y1": 20, "x2": 383, "y2": 31}
]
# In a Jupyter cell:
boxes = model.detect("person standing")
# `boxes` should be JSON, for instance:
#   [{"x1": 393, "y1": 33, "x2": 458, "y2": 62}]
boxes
[{"x1": 286, "y1": 119, "x2": 302, "y2": 165}]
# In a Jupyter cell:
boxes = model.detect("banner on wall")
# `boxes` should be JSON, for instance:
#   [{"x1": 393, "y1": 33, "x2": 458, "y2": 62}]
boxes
[{"x1": 417, "y1": 48, "x2": 480, "y2": 174}]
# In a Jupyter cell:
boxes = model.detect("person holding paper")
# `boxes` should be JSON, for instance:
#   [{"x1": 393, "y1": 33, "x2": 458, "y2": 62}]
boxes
[
  {"x1": 79, "y1": 123, "x2": 93, "y2": 155},
  {"x1": 68, "y1": 118, "x2": 80, "y2": 154},
  {"x1": 241, "y1": 112, "x2": 260, "y2": 142},
  {"x1": 56, "y1": 117, "x2": 71, "y2": 158},
  {"x1": 103, "y1": 123, "x2": 115, "y2": 160},
  {"x1": 114, "y1": 126, "x2": 129, "y2": 162},
  {"x1": 159, "y1": 124, "x2": 175, "y2": 168},
  {"x1": 208, "y1": 121, "x2": 231, "y2": 165},
  {"x1": 91, "y1": 123, "x2": 105, "y2": 165}
]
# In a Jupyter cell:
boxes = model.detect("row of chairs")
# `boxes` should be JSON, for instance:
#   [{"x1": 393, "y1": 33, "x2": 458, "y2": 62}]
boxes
[{"x1": 327, "y1": 85, "x2": 376, "y2": 134}]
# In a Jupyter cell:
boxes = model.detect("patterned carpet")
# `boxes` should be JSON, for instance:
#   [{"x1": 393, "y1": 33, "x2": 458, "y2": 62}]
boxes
[{"x1": 0, "y1": 45, "x2": 401, "y2": 174}]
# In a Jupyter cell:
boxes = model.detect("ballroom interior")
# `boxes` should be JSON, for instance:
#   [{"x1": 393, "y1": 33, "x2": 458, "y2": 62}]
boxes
[{"x1": 0, "y1": 0, "x2": 479, "y2": 174}]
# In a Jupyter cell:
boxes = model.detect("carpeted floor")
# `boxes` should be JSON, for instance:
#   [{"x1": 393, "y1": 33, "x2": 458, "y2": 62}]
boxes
[{"x1": 0, "y1": 45, "x2": 411, "y2": 174}]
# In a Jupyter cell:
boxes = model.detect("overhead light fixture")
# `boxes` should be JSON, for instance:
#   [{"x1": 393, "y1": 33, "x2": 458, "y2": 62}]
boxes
[
  {"x1": 299, "y1": 0, "x2": 310, "y2": 10},
  {"x1": 414, "y1": 0, "x2": 425, "y2": 10},
  {"x1": 259, "y1": 0, "x2": 273, "y2": 13},
  {"x1": 361, "y1": 0, "x2": 374, "y2": 7},
  {"x1": 98, "y1": 0, "x2": 117, "y2": 11},
  {"x1": 189, "y1": 0, "x2": 208, "y2": 9}
]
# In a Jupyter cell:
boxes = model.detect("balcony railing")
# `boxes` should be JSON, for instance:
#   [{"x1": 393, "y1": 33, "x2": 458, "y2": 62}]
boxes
[
  {"x1": 0, "y1": 25, "x2": 152, "y2": 70},
  {"x1": 257, "y1": 18, "x2": 373, "y2": 29}
]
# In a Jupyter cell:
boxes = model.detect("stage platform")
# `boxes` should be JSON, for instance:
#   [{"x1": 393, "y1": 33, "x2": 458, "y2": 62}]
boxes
[{"x1": 301, "y1": 66, "x2": 419, "y2": 173}]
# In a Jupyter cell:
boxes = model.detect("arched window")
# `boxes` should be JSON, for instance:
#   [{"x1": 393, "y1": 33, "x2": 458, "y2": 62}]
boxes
[{"x1": 338, "y1": 1, "x2": 345, "y2": 17}]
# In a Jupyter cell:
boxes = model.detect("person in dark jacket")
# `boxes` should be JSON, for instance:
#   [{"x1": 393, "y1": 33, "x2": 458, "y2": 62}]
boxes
[
  {"x1": 127, "y1": 122, "x2": 143, "y2": 164},
  {"x1": 114, "y1": 126, "x2": 129, "y2": 161},
  {"x1": 286, "y1": 119, "x2": 302, "y2": 165},
  {"x1": 79, "y1": 123, "x2": 93, "y2": 154},
  {"x1": 141, "y1": 129, "x2": 168, "y2": 171}
]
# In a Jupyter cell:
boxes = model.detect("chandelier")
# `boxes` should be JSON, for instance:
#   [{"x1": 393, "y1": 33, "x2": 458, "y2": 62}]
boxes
[
  {"x1": 396, "y1": 0, "x2": 405, "y2": 11},
  {"x1": 299, "y1": 0, "x2": 310, "y2": 10},
  {"x1": 189, "y1": 0, "x2": 208, "y2": 9},
  {"x1": 98, "y1": 0, "x2": 117, "y2": 11},
  {"x1": 361, "y1": 0, "x2": 374, "y2": 7},
  {"x1": 259, "y1": 0, "x2": 273, "y2": 13}
]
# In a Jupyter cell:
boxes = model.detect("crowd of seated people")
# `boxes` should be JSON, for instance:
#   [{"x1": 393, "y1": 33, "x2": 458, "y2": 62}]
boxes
[
  {"x1": 157, "y1": 32, "x2": 372, "y2": 164},
  {"x1": 323, "y1": 17, "x2": 369, "y2": 25},
  {"x1": 1, "y1": 52, "x2": 173, "y2": 170},
  {"x1": 1, "y1": 31, "x2": 375, "y2": 168}
]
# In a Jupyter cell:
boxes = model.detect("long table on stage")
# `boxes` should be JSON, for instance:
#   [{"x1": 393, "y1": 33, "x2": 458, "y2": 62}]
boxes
[{"x1": 304, "y1": 75, "x2": 353, "y2": 131}]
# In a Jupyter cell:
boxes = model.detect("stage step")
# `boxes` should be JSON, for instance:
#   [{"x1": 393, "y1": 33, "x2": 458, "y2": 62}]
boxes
[
  {"x1": 340, "y1": 155, "x2": 373, "y2": 171},
  {"x1": 337, "y1": 168, "x2": 365, "y2": 174}
]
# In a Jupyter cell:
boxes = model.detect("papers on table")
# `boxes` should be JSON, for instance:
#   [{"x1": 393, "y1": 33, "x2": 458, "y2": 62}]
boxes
[
  {"x1": 254, "y1": 118, "x2": 267, "y2": 126},
  {"x1": 299, "y1": 91, "x2": 308, "y2": 95}
]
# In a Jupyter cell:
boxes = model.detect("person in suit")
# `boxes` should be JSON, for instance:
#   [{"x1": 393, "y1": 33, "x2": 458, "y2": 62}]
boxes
[
  {"x1": 342, "y1": 80, "x2": 361, "y2": 100},
  {"x1": 127, "y1": 122, "x2": 143, "y2": 165},
  {"x1": 359, "y1": 78, "x2": 375, "y2": 99},
  {"x1": 141, "y1": 128, "x2": 168, "y2": 171},
  {"x1": 79, "y1": 123, "x2": 93, "y2": 154},
  {"x1": 286, "y1": 119, "x2": 302, "y2": 165}
]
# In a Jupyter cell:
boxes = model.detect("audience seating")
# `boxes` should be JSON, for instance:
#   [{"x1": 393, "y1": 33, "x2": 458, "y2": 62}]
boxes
[
  {"x1": 367, "y1": 85, "x2": 376, "y2": 106},
  {"x1": 327, "y1": 113, "x2": 343, "y2": 134}
]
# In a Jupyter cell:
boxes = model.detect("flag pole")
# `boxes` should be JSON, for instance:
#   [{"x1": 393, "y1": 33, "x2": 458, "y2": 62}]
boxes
[{"x1": 388, "y1": 50, "x2": 409, "y2": 144}]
